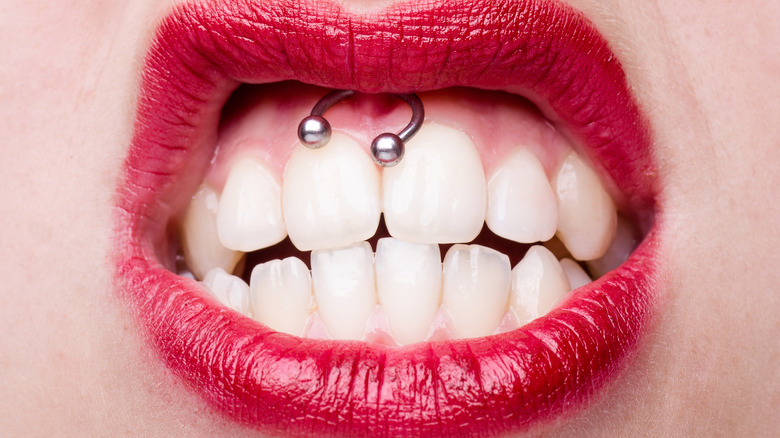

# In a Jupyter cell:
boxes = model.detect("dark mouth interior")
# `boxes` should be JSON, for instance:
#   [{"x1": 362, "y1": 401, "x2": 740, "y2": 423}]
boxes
[{"x1": 237, "y1": 216, "x2": 571, "y2": 282}]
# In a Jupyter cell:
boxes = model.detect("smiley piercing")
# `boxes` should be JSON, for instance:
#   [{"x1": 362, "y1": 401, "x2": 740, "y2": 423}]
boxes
[{"x1": 297, "y1": 90, "x2": 424, "y2": 167}]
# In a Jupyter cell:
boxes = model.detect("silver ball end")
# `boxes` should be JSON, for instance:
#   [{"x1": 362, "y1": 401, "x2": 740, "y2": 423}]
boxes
[
  {"x1": 371, "y1": 133, "x2": 405, "y2": 167},
  {"x1": 298, "y1": 115, "x2": 331, "y2": 148}
]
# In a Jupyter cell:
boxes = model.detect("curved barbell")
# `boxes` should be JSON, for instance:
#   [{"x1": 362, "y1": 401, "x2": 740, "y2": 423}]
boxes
[{"x1": 297, "y1": 90, "x2": 424, "y2": 167}]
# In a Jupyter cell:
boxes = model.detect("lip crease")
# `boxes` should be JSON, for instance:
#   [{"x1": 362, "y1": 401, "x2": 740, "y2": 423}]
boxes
[{"x1": 114, "y1": 0, "x2": 660, "y2": 436}]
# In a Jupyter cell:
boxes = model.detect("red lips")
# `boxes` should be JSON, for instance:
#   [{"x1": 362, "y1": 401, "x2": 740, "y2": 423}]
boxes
[{"x1": 114, "y1": 0, "x2": 659, "y2": 436}]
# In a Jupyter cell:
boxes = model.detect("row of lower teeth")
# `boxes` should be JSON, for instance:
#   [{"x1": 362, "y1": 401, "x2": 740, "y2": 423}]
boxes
[
  {"x1": 200, "y1": 240, "x2": 592, "y2": 345},
  {"x1": 178, "y1": 122, "x2": 636, "y2": 344}
]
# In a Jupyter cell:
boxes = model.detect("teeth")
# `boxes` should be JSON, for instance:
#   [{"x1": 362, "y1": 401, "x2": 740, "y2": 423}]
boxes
[
  {"x1": 553, "y1": 151, "x2": 617, "y2": 261},
  {"x1": 184, "y1": 116, "x2": 631, "y2": 343},
  {"x1": 202, "y1": 267, "x2": 252, "y2": 317},
  {"x1": 217, "y1": 158, "x2": 286, "y2": 252},
  {"x1": 586, "y1": 216, "x2": 638, "y2": 278},
  {"x1": 487, "y1": 147, "x2": 557, "y2": 243},
  {"x1": 249, "y1": 257, "x2": 313, "y2": 336},
  {"x1": 283, "y1": 133, "x2": 381, "y2": 251},
  {"x1": 559, "y1": 258, "x2": 593, "y2": 290},
  {"x1": 181, "y1": 185, "x2": 243, "y2": 280},
  {"x1": 311, "y1": 242, "x2": 377, "y2": 340},
  {"x1": 375, "y1": 238, "x2": 442, "y2": 345},
  {"x1": 510, "y1": 245, "x2": 571, "y2": 325},
  {"x1": 383, "y1": 124, "x2": 486, "y2": 243},
  {"x1": 442, "y1": 244, "x2": 511, "y2": 338}
]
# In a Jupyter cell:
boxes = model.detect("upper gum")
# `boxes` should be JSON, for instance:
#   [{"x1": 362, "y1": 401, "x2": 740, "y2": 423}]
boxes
[{"x1": 203, "y1": 83, "x2": 574, "y2": 192}]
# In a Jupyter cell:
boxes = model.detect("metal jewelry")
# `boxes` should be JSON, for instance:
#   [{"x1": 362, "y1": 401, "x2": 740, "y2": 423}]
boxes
[{"x1": 297, "y1": 90, "x2": 424, "y2": 167}]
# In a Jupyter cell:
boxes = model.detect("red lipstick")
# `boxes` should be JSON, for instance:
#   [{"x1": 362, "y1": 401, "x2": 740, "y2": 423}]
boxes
[{"x1": 114, "y1": 0, "x2": 659, "y2": 436}]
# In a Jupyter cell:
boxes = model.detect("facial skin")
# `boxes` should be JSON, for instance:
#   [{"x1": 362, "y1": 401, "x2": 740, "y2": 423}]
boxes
[{"x1": 0, "y1": 0, "x2": 778, "y2": 436}]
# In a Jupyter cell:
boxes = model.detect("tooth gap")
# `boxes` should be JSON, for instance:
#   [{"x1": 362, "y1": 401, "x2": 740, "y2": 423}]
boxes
[
  {"x1": 542, "y1": 235, "x2": 574, "y2": 262},
  {"x1": 438, "y1": 225, "x2": 537, "y2": 268},
  {"x1": 214, "y1": 216, "x2": 545, "y2": 282},
  {"x1": 173, "y1": 212, "x2": 641, "y2": 283}
]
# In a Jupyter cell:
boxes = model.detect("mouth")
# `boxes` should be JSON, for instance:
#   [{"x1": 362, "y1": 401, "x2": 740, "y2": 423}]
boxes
[{"x1": 115, "y1": 0, "x2": 659, "y2": 436}]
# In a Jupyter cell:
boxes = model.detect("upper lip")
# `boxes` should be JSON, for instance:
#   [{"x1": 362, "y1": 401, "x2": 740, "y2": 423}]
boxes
[{"x1": 114, "y1": 0, "x2": 660, "y2": 436}]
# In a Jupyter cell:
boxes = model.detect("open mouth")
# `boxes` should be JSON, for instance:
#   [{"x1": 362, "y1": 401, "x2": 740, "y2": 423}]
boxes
[
  {"x1": 115, "y1": 0, "x2": 660, "y2": 436},
  {"x1": 180, "y1": 82, "x2": 643, "y2": 345}
]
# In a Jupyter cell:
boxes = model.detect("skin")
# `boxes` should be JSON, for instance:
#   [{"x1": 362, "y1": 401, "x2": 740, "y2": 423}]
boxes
[{"x1": 0, "y1": 0, "x2": 778, "y2": 436}]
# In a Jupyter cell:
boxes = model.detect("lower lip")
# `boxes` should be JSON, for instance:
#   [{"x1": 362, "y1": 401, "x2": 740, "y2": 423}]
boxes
[{"x1": 114, "y1": 0, "x2": 660, "y2": 436}]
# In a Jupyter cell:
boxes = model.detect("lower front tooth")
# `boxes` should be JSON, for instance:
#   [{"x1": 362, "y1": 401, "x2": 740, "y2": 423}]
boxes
[
  {"x1": 249, "y1": 257, "x2": 313, "y2": 336},
  {"x1": 510, "y1": 245, "x2": 571, "y2": 325},
  {"x1": 586, "y1": 215, "x2": 638, "y2": 278},
  {"x1": 311, "y1": 242, "x2": 377, "y2": 340},
  {"x1": 553, "y1": 151, "x2": 617, "y2": 261},
  {"x1": 375, "y1": 238, "x2": 442, "y2": 345},
  {"x1": 181, "y1": 185, "x2": 243, "y2": 280},
  {"x1": 559, "y1": 258, "x2": 593, "y2": 290},
  {"x1": 202, "y1": 267, "x2": 252, "y2": 317},
  {"x1": 217, "y1": 158, "x2": 286, "y2": 252},
  {"x1": 442, "y1": 244, "x2": 511, "y2": 339}
]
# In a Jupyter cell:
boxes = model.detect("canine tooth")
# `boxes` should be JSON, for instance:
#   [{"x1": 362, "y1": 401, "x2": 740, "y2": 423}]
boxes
[
  {"x1": 442, "y1": 244, "x2": 510, "y2": 338},
  {"x1": 311, "y1": 242, "x2": 377, "y2": 340},
  {"x1": 487, "y1": 147, "x2": 557, "y2": 243},
  {"x1": 510, "y1": 245, "x2": 571, "y2": 324},
  {"x1": 375, "y1": 238, "x2": 442, "y2": 345},
  {"x1": 217, "y1": 158, "x2": 286, "y2": 252},
  {"x1": 553, "y1": 151, "x2": 617, "y2": 260},
  {"x1": 283, "y1": 133, "x2": 381, "y2": 251},
  {"x1": 559, "y1": 258, "x2": 593, "y2": 290},
  {"x1": 181, "y1": 185, "x2": 243, "y2": 280},
  {"x1": 202, "y1": 267, "x2": 252, "y2": 317},
  {"x1": 383, "y1": 124, "x2": 486, "y2": 243},
  {"x1": 586, "y1": 216, "x2": 638, "y2": 277},
  {"x1": 250, "y1": 257, "x2": 313, "y2": 336}
]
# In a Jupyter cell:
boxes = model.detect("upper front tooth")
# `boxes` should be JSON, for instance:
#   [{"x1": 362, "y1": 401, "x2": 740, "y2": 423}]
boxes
[
  {"x1": 510, "y1": 245, "x2": 571, "y2": 325},
  {"x1": 442, "y1": 244, "x2": 510, "y2": 338},
  {"x1": 283, "y1": 133, "x2": 381, "y2": 251},
  {"x1": 202, "y1": 267, "x2": 252, "y2": 317},
  {"x1": 487, "y1": 147, "x2": 557, "y2": 243},
  {"x1": 383, "y1": 124, "x2": 486, "y2": 243},
  {"x1": 553, "y1": 151, "x2": 617, "y2": 261},
  {"x1": 249, "y1": 257, "x2": 313, "y2": 336},
  {"x1": 375, "y1": 238, "x2": 442, "y2": 345},
  {"x1": 181, "y1": 185, "x2": 243, "y2": 280},
  {"x1": 217, "y1": 158, "x2": 286, "y2": 252},
  {"x1": 311, "y1": 242, "x2": 377, "y2": 340}
]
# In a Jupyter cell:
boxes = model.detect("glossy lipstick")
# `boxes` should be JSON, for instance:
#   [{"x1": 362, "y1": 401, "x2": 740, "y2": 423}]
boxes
[{"x1": 114, "y1": 0, "x2": 659, "y2": 436}]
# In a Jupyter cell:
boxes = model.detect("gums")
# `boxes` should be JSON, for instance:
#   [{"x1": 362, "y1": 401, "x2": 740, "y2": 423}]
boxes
[{"x1": 114, "y1": 0, "x2": 660, "y2": 436}]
